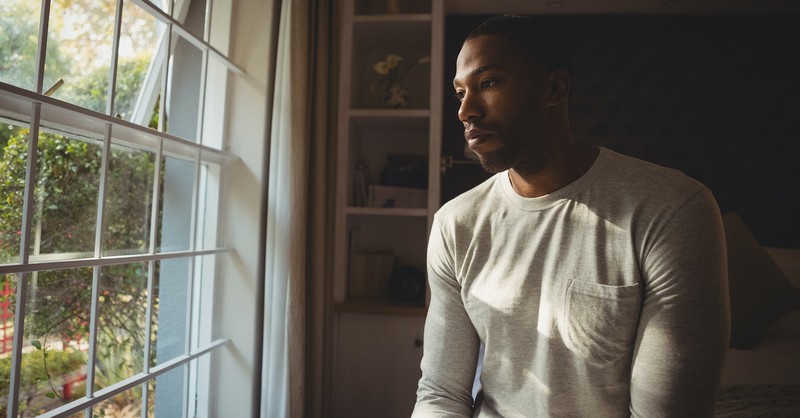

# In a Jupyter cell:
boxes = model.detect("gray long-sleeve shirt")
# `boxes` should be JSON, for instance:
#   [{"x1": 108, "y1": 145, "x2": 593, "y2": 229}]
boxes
[{"x1": 413, "y1": 147, "x2": 730, "y2": 417}]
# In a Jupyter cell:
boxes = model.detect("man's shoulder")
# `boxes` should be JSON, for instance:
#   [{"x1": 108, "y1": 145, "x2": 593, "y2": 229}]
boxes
[
  {"x1": 435, "y1": 172, "x2": 502, "y2": 221},
  {"x1": 598, "y1": 147, "x2": 708, "y2": 199}
]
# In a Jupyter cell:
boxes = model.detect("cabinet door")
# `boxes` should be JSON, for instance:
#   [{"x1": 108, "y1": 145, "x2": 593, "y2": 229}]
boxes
[{"x1": 333, "y1": 313, "x2": 425, "y2": 418}]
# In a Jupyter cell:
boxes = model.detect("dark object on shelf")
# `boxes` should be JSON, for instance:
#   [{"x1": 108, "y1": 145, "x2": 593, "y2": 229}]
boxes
[
  {"x1": 380, "y1": 154, "x2": 428, "y2": 189},
  {"x1": 388, "y1": 265, "x2": 426, "y2": 304}
]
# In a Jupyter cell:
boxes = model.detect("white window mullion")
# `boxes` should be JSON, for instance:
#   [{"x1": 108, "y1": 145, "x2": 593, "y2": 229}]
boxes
[
  {"x1": 195, "y1": 50, "x2": 209, "y2": 145},
  {"x1": 130, "y1": 29, "x2": 166, "y2": 126},
  {"x1": 142, "y1": 258, "x2": 156, "y2": 418},
  {"x1": 83, "y1": 123, "x2": 113, "y2": 418},
  {"x1": 34, "y1": 0, "x2": 52, "y2": 94},
  {"x1": 189, "y1": 149, "x2": 201, "y2": 253},
  {"x1": 159, "y1": 25, "x2": 173, "y2": 133},
  {"x1": 0, "y1": 248, "x2": 231, "y2": 276},
  {"x1": 181, "y1": 147, "x2": 201, "y2": 415},
  {"x1": 141, "y1": 138, "x2": 162, "y2": 418},
  {"x1": 36, "y1": 338, "x2": 228, "y2": 418},
  {"x1": 6, "y1": 100, "x2": 44, "y2": 418},
  {"x1": 203, "y1": 0, "x2": 213, "y2": 42},
  {"x1": 131, "y1": 0, "x2": 243, "y2": 75},
  {"x1": 0, "y1": 83, "x2": 237, "y2": 165},
  {"x1": 149, "y1": 139, "x2": 164, "y2": 255},
  {"x1": 93, "y1": 124, "x2": 113, "y2": 258},
  {"x1": 106, "y1": 0, "x2": 125, "y2": 116},
  {"x1": 83, "y1": 267, "x2": 103, "y2": 418}
]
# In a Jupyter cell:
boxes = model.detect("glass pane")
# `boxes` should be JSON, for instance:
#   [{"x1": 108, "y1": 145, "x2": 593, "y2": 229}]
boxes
[
  {"x1": 195, "y1": 163, "x2": 220, "y2": 251},
  {"x1": 92, "y1": 382, "x2": 152, "y2": 418},
  {"x1": 151, "y1": 258, "x2": 190, "y2": 367},
  {"x1": 176, "y1": 0, "x2": 208, "y2": 41},
  {"x1": 103, "y1": 143, "x2": 157, "y2": 256},
  {"x1": 154, "y1": 0, "x2": 171, "y2": 14},
  {"x1": 45, "y1": 0, "x2": 117, "y2": 114},
  {"x1": 190, "y1": 255, "x2": 214, "y2": 352},
  {"x1": 165, "y1": 32, "x2": 203, "y2": 142},
  {"x1": 30, "y1": 128, "x2": 102, "y2": 260},
  {"x1": 153, "y1": 364, "x2": 186, "y2": 417},
  {"x1": 0, "y1": 273, "x2": 18, "y2": 414},
  {"x1": 201, "y1": 57, "x2": 228, "y2": 149},
  {"x1": 0, "y1": 274, "x2": 14, "y2": 350},
  {"x1": 94, "y1": 263, "x2": 148, "y2": 390},
  {"x1": 208, "y1": 0, "x2": 233, "y2": 55},
  {"x1": 0, "y1": 120, "x2": 29, "y2": 264},
  {"x1": 189, "y1": 354, "x2": 211, "y2": 416},
  {"x1": 114, "y1": 1, "x2": 166, "y2": 128},
  {"x1": 157, "y1": 156, "x2": 196, "y2": 253},
  {"x1": 0, "y1": 0, "x2": 43, "y2": 90},
  {"x1": 19, "y1": 268, "x2": 92, "y2": 416}
]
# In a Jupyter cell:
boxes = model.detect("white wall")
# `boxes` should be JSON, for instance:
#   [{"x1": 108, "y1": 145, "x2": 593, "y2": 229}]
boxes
[{"x1": 212, "y1": 0, "x2": 274, "y2": 416}]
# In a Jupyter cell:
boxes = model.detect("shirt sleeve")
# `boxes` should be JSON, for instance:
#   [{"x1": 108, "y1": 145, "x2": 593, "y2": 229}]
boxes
[
  {"x1": 412, "y1": 214, "x2": 481, "y2": 417},
  {"x1": 630, "y1": 188, "x2": 731, "y2": 417}
]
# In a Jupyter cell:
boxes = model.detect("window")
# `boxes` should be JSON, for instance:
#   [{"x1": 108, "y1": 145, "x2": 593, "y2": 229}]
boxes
[{"x1": 0, "y1": 0, "x2": 239, "y2": 416}]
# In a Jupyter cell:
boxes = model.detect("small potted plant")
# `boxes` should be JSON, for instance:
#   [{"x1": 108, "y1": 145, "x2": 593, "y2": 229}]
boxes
[{"x1": 370, "y1": 54, "x2": 430, "y2": 109}]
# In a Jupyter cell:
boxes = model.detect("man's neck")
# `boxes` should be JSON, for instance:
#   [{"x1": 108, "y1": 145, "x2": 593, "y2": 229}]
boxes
[{"x1": 508, "y1": 145, "x2": 598, "y2": 198}]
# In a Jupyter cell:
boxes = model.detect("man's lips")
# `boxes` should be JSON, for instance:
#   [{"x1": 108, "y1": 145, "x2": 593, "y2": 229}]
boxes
[{"x1": 464, "y1": 129, "x2": 495, "y2": 148}]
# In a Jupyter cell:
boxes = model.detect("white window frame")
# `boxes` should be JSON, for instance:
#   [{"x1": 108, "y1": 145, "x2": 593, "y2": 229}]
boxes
[{"x1": 0, "y1": 0, "x2": 242, "y2": 416}]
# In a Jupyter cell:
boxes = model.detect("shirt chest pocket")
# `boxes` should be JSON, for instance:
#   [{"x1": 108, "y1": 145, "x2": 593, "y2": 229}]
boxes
[{"x1": 562, "y1": 279, "x2": 642, "y2": 363}]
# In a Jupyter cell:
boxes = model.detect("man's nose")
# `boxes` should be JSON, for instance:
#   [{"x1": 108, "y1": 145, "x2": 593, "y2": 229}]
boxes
[{"x1": 458, "y1": 92, "x2": 483, "y2": 124}]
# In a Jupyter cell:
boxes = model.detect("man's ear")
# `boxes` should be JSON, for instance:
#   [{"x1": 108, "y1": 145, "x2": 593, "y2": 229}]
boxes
[{"x1": 546, "y1": 70, "x2": 570, "y2": 107}]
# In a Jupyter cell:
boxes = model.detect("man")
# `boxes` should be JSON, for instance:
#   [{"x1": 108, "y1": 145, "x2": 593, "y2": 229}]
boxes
[{"x1": 413, "y1": 15, "x2": 730, "y2": 417}]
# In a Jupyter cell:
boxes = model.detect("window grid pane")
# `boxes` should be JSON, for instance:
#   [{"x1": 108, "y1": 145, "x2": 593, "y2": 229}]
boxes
[
  {"x1": 18, "y1": 267, "x2": 92, "y2": 416},
  {"x1": 0, "y1": 119, "x2": 30, "y2": 265},
  {"x1": 115, "y1": 1, "x2": 166, "y2": 128},
  {"x1": 102, "y1": 143, "x2": 157, "y2": 257},
  {"x1": 29, "y1": 128, "x2": 103, "y2": 261},
  {"x1": 44, "y1": 0, "x2": 116, "y2": 114},
  {"x1": 1, "y1": 0, "x2": 233, "y2": 414},
  {"x1": 0, "y1": 1, "x2": 43, "y2": 91}
]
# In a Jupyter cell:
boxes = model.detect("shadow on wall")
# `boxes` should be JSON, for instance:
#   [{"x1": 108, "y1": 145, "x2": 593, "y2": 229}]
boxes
[{"x1": 442, "y1": 14, "x2": 800, "y2": 247}]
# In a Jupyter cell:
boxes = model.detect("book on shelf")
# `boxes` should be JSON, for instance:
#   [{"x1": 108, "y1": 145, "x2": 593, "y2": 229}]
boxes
[
  {"x1": 353, "y1": 163, "x2": 368, "y2": 206},
  {"x1": 349, "y1": 250, "x2": 396, "y2": 300}
]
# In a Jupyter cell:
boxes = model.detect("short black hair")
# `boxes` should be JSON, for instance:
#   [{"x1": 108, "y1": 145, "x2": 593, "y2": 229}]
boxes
[{"x1": 466, "y1": 15, "x2": 572, "y2": 74}]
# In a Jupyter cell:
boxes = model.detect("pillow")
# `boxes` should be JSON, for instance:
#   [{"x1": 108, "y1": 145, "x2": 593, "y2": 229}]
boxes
[{"x1": 723, "y1": 212, "x2": 800, "y2": 349}]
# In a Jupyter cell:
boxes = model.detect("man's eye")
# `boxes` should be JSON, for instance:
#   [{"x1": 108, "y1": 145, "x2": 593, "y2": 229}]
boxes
[
  {"x1": 480, "y1": 79, "x2": 496, "y2": 89},
  {"x1": 454, "y1": 90, "x2": 465, "y2": 102}
]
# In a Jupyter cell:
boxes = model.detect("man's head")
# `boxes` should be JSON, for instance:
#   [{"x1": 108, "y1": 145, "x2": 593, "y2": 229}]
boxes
[
  {"x1": 454, "y1": 15, "x2": 572, "y2": 175},
  {"x1": 466, "y1": 15, "x2": 572, "y2": 75}
]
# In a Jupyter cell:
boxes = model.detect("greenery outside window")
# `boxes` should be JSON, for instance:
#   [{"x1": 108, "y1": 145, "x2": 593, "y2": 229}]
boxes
[{"x1": 0, "y1": 0, "x2": 240, "y2": 416}]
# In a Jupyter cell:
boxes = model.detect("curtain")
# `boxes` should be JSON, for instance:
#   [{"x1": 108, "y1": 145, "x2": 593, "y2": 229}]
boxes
[{"x1": 260, "y1": 0, "x2": 335, "y2": 417}]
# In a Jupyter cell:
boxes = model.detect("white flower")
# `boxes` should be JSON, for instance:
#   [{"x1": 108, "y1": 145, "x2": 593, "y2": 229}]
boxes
[
  {"x1": 385, "y1": 54, "x2": 403, "y2": 68},
  {"x1": 373, "y1": 61, "x2": 390, "y2": 75}
]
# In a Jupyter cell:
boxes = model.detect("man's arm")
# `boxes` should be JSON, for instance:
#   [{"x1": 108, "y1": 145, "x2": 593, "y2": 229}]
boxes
[
  {"x1": 412, "y1": 216, "x2": 480, "y2": 417},
  {"x1": 630, "y1": 188, "x2": 730, "y2": 417}
]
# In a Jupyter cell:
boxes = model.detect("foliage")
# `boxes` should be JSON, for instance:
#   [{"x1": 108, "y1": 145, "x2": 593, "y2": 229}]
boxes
[
  {"x1": 1, "y1": 1, "x2": 163, "y2": 414},
  {"x1": 0, "y1": 7, "x2": 161, "y2": 417},
  {"x1": 0, "y1": 1, "x2": 71, "y2": 91},
  {"x1": 0, "y1": 347, "x2": 87, "y2": 416}
]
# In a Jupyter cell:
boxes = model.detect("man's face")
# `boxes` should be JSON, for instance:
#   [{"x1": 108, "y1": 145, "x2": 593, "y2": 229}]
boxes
[{"x1": 453, "y1": 35, "x2": 552, "y2": 174}]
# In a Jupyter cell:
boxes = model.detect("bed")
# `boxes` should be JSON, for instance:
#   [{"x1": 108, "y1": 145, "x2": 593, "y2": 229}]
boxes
[{"x1": 715, "y1": 214, "x2": 800, "y2": 417}]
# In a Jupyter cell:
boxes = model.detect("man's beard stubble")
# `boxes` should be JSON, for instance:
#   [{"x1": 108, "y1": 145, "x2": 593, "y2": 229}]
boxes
[{"x1": 477, "y1": 133, "x2": 553, "y2": 176}]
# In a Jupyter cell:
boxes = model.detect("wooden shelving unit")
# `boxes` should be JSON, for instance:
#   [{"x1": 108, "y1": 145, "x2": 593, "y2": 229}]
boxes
[{"x1": 331, "y1": 0, "x2": 444, "y2": 416}]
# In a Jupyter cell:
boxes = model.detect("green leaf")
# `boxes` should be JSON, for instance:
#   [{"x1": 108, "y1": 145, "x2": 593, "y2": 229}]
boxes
[
  {"x1": 46, "y1": 392, "x2": 56, "y2": 399},
  {"x1": 31, "y1": 340, "x2": 42, "y2": 350}
]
